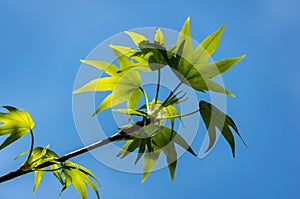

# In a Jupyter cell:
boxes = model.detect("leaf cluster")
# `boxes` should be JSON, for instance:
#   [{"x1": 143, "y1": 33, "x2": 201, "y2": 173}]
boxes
[
  {"x1": 73, "y1": 17, "x2": 247, "y2": 183},
  {"x1": 0, "y1": 17, "x2": 248, "y2": 199}
]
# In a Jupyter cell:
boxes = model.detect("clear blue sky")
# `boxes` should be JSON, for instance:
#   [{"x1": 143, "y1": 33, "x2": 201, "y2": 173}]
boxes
[{"x1": 0, "y1": 0, "x2": 300, "y2": 199}]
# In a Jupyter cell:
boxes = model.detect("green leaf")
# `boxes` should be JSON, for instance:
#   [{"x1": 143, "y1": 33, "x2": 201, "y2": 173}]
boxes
[
  {"x1": 142, "y1": 152, "x2": 160, "y2": 183},
  {"x1": 78, "y1": 164, "x2": 101, "y2": 186},
  {"x1": 150, "y1": 126, "x2": 195, "y2": 181},
  {"x1": 125, "y1": 31, "x2": 148, "y2": 46},
  {"x1": 112, "y1": 31, "x2": 170, "y2": 72},
  {"x1": 128, "y1": 88, "x2": 143, "y2": 111},
  {"x1": 61, "y1": 161, "x2": 100, "y2": 199},
  {"x1": 129, "y1": 124, "x2": 163, "y2": 138},
  {"x1": 72, "y1": 77, "x2": 119, "y2": 94},
  {"x1": 135, "y1": 139, "x2": 146, "y2": 164},
  {"x1": 168, "y1": 18, "x2": 244, "y2": 96},
  {"x1": 162, "y1": 143, "x2": 177, "y2": 182},
  {"x1": 176, "y1": 17, "x2": 193, "y2": 60},
  {"x1": 0, "y1": 106, "x2": 34, "y2": 150},
  {"x1": 152, "y1": 126, "x2": 196, "y2": 156},
  {"x1": 15, "y1": 145, "x2": 63, "y2": 193},
  {"x1": 108, "y1": 44, "x2": 139, "y2": 57},
  {"x1": 199, "y1": 100, "x2": 248, "y2": 157},
  {"x1": 73, "y1": 47, "x2": 143, "y2": 115},
  {"x1": 200, "y1": 55, "x2": 246, "y2": 78},
  {"x1": 118, "y1": 139, "x2": 142, "y2": 158},
  {"x1": 117, "y1": 139, "x2": 134, "y2": 157},
  {"x1": 33, "y1": 169, "x2": 45, "y2": 193},
  {"x1": 172, "y1": 133, "x2": 196, "y2": 156},
  {"x1": 65, "y1": 169, "x2": 87, "y2": 199},
  {"x1": 193, "y1": 23, "x2": 226, "y2": 65},
  {"x1": 50, "y1": 164, "x2": 64, "y2": 185},
  {"x1": 79, "y1": 60, "x2": 119, "y2": 76},
  {"x1": 154, "y1": 28, "x2": 165, "y2": 47},
  {"x1": 118, "y1": 124, "x2": 195, "y2": 182},
  {"x1": 16, "y1": 145, "x2": 59, "y2": 169}
]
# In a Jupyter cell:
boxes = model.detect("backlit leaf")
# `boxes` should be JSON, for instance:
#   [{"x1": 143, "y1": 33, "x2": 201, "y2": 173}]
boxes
[
  {"x1": 33, "y1": 169, "x2": 45, "y2": 193},
  {"x1": 73, "y1": 47, "x2": 143, "y2": 115},
  {"x1": 199, "y1": 100, "x2": 247, "y2": 157},
  {"x1": 0, "y1": 106, "x2": 34, "y2": 150},
  {"x1": 168, "y1": 18, "x2": 245, "y2": 96},
  {"x1": 154, "y1": 28, "x2": 165, "y2": 47},
  {"x1": 61, "y1": 161, "x2": 100, "y2": 199}
]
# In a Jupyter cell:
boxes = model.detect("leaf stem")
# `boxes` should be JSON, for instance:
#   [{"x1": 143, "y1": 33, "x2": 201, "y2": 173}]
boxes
[
  {"x1": 160, "y1": 82, "x2": 182, "y2": 109},
  {"x1": 154, "y1": 69, "x2": 161, "y2": 104},
  {"x1": 24, "y1": 129, "x2": 34, "y2": 166},
  {"x1": 139, "y1": 87, "x2": 150, "y2": 113},
  {"x1": 163, "y1": 109, "x2": 199, "y2": 119},
  {"x1": 35, "y1": 167, "x2": 62, "y2": 172}
]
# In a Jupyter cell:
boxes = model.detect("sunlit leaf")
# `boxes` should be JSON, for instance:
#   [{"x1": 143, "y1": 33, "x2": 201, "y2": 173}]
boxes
[
  {"x1": 73, "y1": 47, "x2": 143, "y2": 115},
  {"x1": 125, "y1": 31, "x2": 148, "y2": 46},
  {"x1": 0, "y1": 106, "x2": 34, "y2": 150},
  {"x1": 33, "y1": 169, "x2": 45, "y2": 193},
  {"x1": 128, "y1": 88, "x2": 143, "y2": 111},
  {"x1": 15, "y1": 145, "x2": 63, "y2": 193},
  {"x1": 200, "y1": 55, "x2": 246, "y2": 78},
  {"x1": 50, "y1": 164, "x2": 64, "y2": 185},
  {"x1": 60, "y1": 161, "x2": 100, "y2": 199},
  {"x1": 168, "y1": 18, "x2": 245, "y2": 96},
  {"x1": 154, "y1": 28, "x2": 165, "y2": 47},
  {"x1": 113, "y1": 29, "x2": 172, "y2": 71},
  {"x1": 142, "y1": 152, "x2": 160, "y2": 183}
]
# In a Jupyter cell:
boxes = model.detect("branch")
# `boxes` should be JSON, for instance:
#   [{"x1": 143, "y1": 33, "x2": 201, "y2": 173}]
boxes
[{"x1": 0, "y1": 126, "x2": 137, "y2": 184}]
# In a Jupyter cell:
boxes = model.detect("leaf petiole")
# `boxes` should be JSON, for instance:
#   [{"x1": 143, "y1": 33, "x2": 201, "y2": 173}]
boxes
[
  {"x1": 139, "y1": 87, "x2": 150, "y2": 113},
  {"x1": 24, "y1": 129, "x2": 34, "y2": 167},
  {"x1": 154, "y1": 69, "x2": 161, "y2": 104},
  {"x1": 163, "y1": 109, "x2": 199, "y2": 119}
]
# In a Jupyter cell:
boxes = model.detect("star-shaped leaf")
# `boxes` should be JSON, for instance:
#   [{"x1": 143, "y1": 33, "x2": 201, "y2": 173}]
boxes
[
  {"x1": 169, "y1": 17, "x2": 245, "y2": 97},
  {"x1": 15, "y1": 145, "x2": 63, "y2": 193},
  {"x1": 117, "y1": 125, "x2": 196, "y2": 182},
  {"x1": 199, "y1": 100, "x2": 248, "y2": 157},
  {"x1": 60, "y1": 161, "x2": 101, "y2": 199},
  {"x1": 110, "y1": 28, "x2": 174, "y2": 72},
  {"x1": 73, "y1": 47, "x2": 143, "y2": 115},
  {"x1": 0, "y1": 106, "x2": 34, "y2": 150}
]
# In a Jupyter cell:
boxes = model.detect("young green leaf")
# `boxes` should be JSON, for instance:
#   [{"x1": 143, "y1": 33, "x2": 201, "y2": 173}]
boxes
[
  {"x1": 142, "y1": 152, "x2": 160, "y2": 183},
  {"x1": 142, "y1": 126, "x2": 196, "y2": 182},
  {"x1": 73, "y1": 47, "x2": 143, "y2": 115},
  {"x1": 199, "y1": 100, "x2": 248, "y2": 157},
  {"x1": 61, "y1": 161, "x2": 100, "y2": 199},
  {"x1": 192, "y1": 23, "x2": 226, "y2": 65},
  {"x1": 176, "y1": 16, "x2": 193, "y2": 60},
  {"x1": 112, "y1": 30, "x2": 171, "y2": 71},
  {"x1": 199, "y1": 55, "x2": 246, "y2": 78},
  {"x1": 128, "y1": 88, "x2": 143, "y2": 111},
  {"x1": 16, "y1": 145, "x2": 63, "y2": 193},
  {"x1": 33, "y1": 169, "x2": 45, "y2": 193},
  {"x1": 169, "y1": 17, "x2": 245, "y2": 97},
  {"x1": 125, "y1": 31, "x2": 148, "y2": 46},
  {"x1": 154, "y1": 28, "x2": 165, "y2": 47},
  {"x1": 118, "y1": 125, "x2": 196, "y2": 182},
  {"x1": 0, "y1": 106, "x2": 34, "y2": 150}
]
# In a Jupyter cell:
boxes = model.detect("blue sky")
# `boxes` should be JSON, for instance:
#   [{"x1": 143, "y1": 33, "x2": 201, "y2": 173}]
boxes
[{"x1": 0, "y1": 0, "x2": 300, "y2": 199}]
